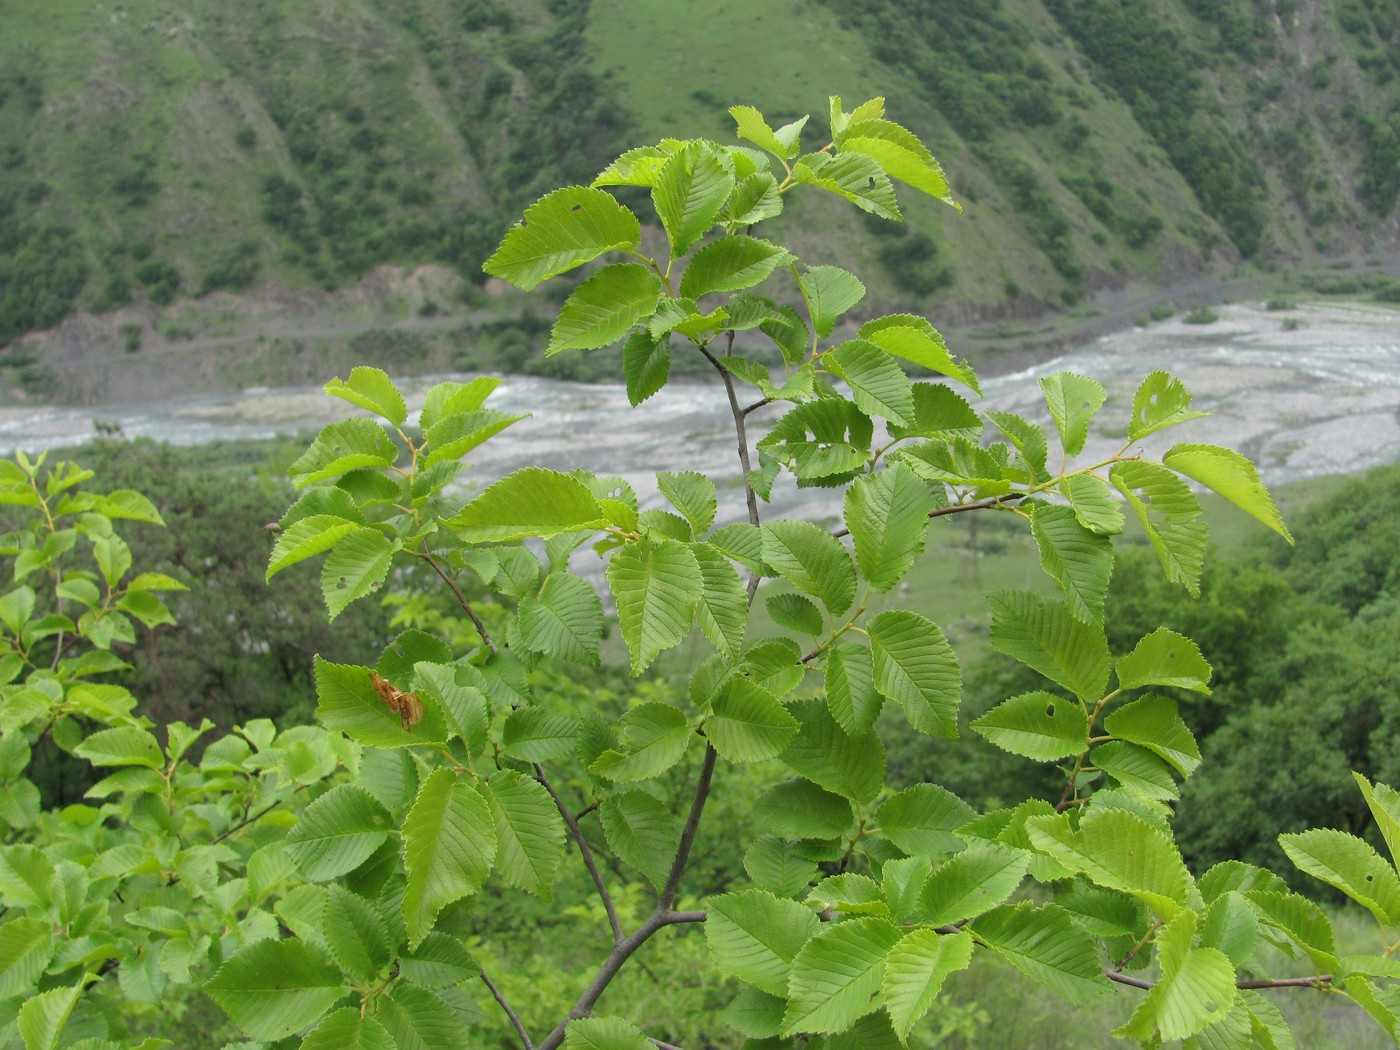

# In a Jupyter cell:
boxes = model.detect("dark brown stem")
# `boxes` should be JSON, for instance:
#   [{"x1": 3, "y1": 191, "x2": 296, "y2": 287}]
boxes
[
  {"x1": 831, "y1": 491, "x2": 1028, "y2": 540},
  {"x1": 535, "y1": 764, "x2": 624, "y2": 945},
  {"x1": 536, "y1": 910, "x2": 708, "y2": 1050},
  {"x1": 209, "y1": 800, "x2": 282, "y2": 846},
  {"x1": 659, "y1": 744, "x2": 718, "y2": 912},
  {"x1": 1106, "y1": 970, "x2": 1334, "y2": 992},
  {"x1": 480, "y1": 969, "x2": 534, "y2": 1049},
  {"x1": 420, "y1": 546, "x2": 495, "y2": 652}
]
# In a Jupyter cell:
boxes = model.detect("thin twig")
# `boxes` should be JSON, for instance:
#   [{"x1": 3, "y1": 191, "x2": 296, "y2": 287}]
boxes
[
  {"x1": 697, "y1": 340, "x2": 763, "y2": 596},
  {"x1": 480, "y1": 969, "x2": 534, "y2": 1049},
  {"x1": 658, "y1": 744, "x2": 719, "y2": 913},
  {"x1": 536, "y1": 909, "x2": 707, "y2": 1050},
  {"x1": 1105, "y1": 970, "x2": 1334, "y2": 992},
  {"x1": 209, "y1": 800, "x2": 282, "y2": 846},
  {"x1": 831, "y1": 491, "x2": 1028, "y2": 539},
  {"x1": 420, "y1": 546, "x2": 495, "y2": 651},
  {"x1": 650, "y1": 1040, "x2": 684, "y2": 1050},
  {"x1": 535, "y1": 764, "x2": 624, "y2": 945}
]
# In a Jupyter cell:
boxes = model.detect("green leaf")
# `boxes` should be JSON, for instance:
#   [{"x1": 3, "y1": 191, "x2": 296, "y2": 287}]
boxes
[
  {"x1": 322, "y1": 886, "x2": 391, "y2": 981},
  {"x1": 593, "y1": 146, "x2": 667, "y2": 188},
  {"x1": 600, "y1": 790, "x2": 681, "y2": 888},
  {"x1": 723, "y1": 986, "x2": 787, "y2": 1039},
  {"x1": 1111, "y1": 460, "x2": 1207, "y2": 597},
  {"x1": 971, "y1": 691, "x2": 1088, "y2": 762},
  {"x1": 301, "y1": 1008, "x2": 396, "y2": 1050},
  {"x1": 1164, "y1": 443, "x2": 1292, "y2": 542},
  {"x1": 87, "y1": 488, "x2": 161, "y2": 525},
  {"x1": 73, "y1": 725, "x2": 162, "y2": 768},
  {"x1": 449, "y1": 467, "x2": 605, "y2": 543},
  {"x1": 707, "y1": 889, "x2": 821, "y2": 996},
  {"x1": 782, "y1": 917, "x2": 903, "y2": 1034},
  {"x1": 1244, "y1": 890, "x2": 1338, "y2": 971},
  {"x1": 419, "y1": 376, "x2": 500, "y2": 428},
  {"x1": 205, "y1": 939, "x2": 344, "y2": 1041},
  {"x1": 868, "y1": 610, "x2": 961, "y2": 737},
  {"x1": 401, "y1": 769, "x2": 496, "y2": 949},
  {"x1": 563, "y1": 1017, "x2": 653, "y2": 1050},
  {"x1": 588, "y1": 702, "x2": 693, "y2": 782},
  {"x1": 485, "y1": 771, "x2": 566, "y2": 900},
  {"x1": 680, "y1": 236, "x2": 792, "y2": 299},
  {"x1": 745, "y1": 836, "x2": 819, "y2": 898},
  {"x1": 921, "y1": 843, "x2": 1031, "y2": 925},
  {"x1": 516, "y1": 572, "x2": 604, "y2": 666},
  {"x1": 730, "y1": 105, "x2": 793, "y2": 159},
  {"x1": 986, "y1": 411, "x2": 1050, "y2": 478},
  {"x1": 1354, "y1": 773, "x2": 1400, "y2": 871},
  {"x1": 691, "y1": 544, "x2": 748, "y2": 660},
  {"x1": 0, "y1": 917, "x2": 54, "y2": 997},
  {"x1": 374, "y1": 983, "x2": 469, "y2": 1050},
  {"x1": 780, "y1": 700, "x2": 885, "y2": 804},
  {"x1": 799, "y1": 265, "x2": 866, "y2": 339},
  {"x1": 654, "y1": 141, "x2": 735, "y2": 258},
  {"x1": 840, "y1": 118, "x2": 954, "y2": 204},
  {"x1": 1092, "y1": 741, "x2": 1180, "y2": 800},
  {"x1": 0, "y1": 846, "x2": 54, "y2": 910},
  {"x1": 888, "y1": 383, "x2": 982, "y2": 443},
  {"x1": 285, "y1": 784, "x2": 394, "y2": 882},
  {"x1": 1038, "y1": 372, "x2": 1105, "y2": 459},
  {"x1": 606, "y1": 538, "x2": 703, "y2": 675},
  {"x1": 1130, "y1": 371, "x2": 1209, "y2": 441},
  {"x1": 289, "y1": 419, "x2": 398, "y2": 488},
  {"x1": 971, "y1": 902, "x2": 1112, "y2": 1006},
  {"x1": 320, "y1": 526, "x2": 396, "y2": 621},
  {"x1": 313, "y1": 658, "x2": 447, "y2": 749},
  {"x1": 17, "y1": 984, "x2": 80, "y2": 1050},
  {"x1": 547, "y1": 263, "x2": 664, "y2": 355},
  {"x1": 324, "y1": 367, "x2": 406, "y2": 426},
  {"x1": 484, "y1": 186, "x2": 641, "y2": 290},
  {"x1": 756, "y1": 779, "x2": 855, "y2": 840},
  {"x1": 707, "y1": 677, "x2": 799, "y2": 763},
  {"x1": 1114, "y1": 910, "x2": 1236, "y2": 1042},
  {"x1": 877, "y1": 784, "x2": 973, "y2": 857},
  {"x1": 1030, "y1": 502, "x2": 1113, "y2": 626},
  {"x1": 987, "y1": 591, "x2": 1111, "y2": 703},
  {"x1": 825, "y1": 642, "x2": 881, "y2": 737},
  {"x1": 622, "y1": 329, "x2": 670, "y2": 407},
  {"x1": 766, "y1": 592, "x2": 824, "y2": 635},
  {"x1": 658, "y1": 471, "x2": 717, "y2": 533},
  {"x1": 414, "y1": 663, "x2": 489, "y2": 760},
  {"x1": 1104, "y1": 695, "x2": 1201, "y2": 776},
  {"x1": 859, "y1": 315, "x2": 979, "y2": 394},
  {"x1": 725, "y1": 172, "x2": 784, "y2": 225},
  {"x1": 883, "y1": 928, "x2": 974, "y2": 1041},
  {"x1": 1117, "y1": 627, "x2": 1212, "y2": 694},
  {"x1": 1027, "y1": 808, "x2": 1192, "y2": 920},
  {"x1": 1201, "y1": 891, "x2": 1262, "y2": 971},
  {"x1": 793, "y1": 151, "x2": 900, "y2": 221},
  {"x1": 399, "y1": 934, "x2": 477, "y2": 990},
  {"x1": 761, "y1": 520, "x2": 856, "y2": 616},
  {"x1": 1279, "y1": 828, "x2": 1400, "y2": 926},
  {"x1": 502, "y1": 708, "x2": 576, "y2": 763},
  {"x1": 422, "y1": 409, "x2": 526, "y2": 468},
  {"x1": 1061, "y1": 474, "x2": 1124, "y2": 536},
  {"x1": 826, "y1": 339, "x2": 915, "y2": 426}
]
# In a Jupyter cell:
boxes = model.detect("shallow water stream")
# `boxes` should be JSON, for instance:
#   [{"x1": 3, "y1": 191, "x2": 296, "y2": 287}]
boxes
[{"x1": 2, "y1": 302, "x2": 1396, "y2": 529}]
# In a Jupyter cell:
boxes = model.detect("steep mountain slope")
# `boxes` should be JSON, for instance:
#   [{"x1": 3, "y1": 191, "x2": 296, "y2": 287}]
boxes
[{"x1": 1, "y1": 0, "x2": 1397, "y2": 351}]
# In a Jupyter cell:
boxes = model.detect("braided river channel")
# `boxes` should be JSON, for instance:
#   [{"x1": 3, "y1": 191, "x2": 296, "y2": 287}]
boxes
[{"x1": 1, "y1": 302, "x2": 1396, "y2": 531}]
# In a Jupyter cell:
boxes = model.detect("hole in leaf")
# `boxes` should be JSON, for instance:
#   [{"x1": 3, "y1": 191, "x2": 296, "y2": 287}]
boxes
[{"x1": 1045, "y1": 703, "x2": 1055, "y2": 717}]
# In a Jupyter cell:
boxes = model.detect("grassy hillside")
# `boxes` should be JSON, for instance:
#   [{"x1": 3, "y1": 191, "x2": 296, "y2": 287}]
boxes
[{"x1": 2, "y1": 0, "x2": 1398, "y2": 351}]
